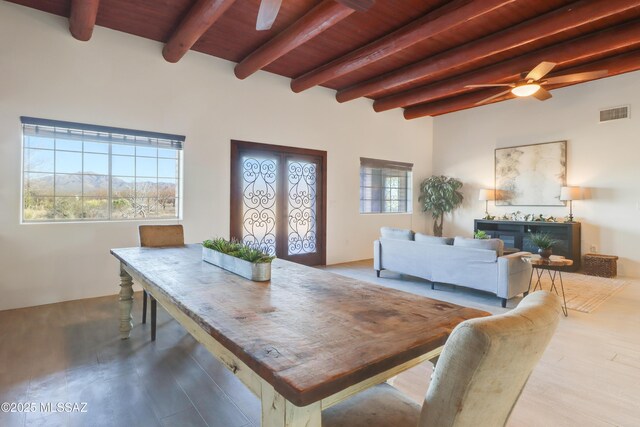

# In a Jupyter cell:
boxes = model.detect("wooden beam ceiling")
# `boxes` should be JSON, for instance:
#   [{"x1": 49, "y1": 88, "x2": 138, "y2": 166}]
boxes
[
  {"x1": 289, "y1": 0, "x2": 516, "y2": 93},
  {"x1": 336, "y1": 0, "x2": 640, "y2": 103},
  {"x1": 163, "y1": 0, "x2": 237, "y2": 63},
  {"x1": 374, "y1": 20, "x2": 640, "y2": 112},
  {"x1": 235, "y1": 0, "x2": 354, "y2": 80},
  {"x1": 68, "y1": 0, "x2": 100, "y2": 41},
  {"x1": 403, "y1": 49, "x2": 640, "y2": 119},
  {"x1": 9, "y1": 0, "x2": 640, "y2": 119}
]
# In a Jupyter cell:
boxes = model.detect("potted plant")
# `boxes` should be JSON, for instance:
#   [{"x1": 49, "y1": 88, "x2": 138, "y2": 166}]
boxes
[
  {"x1": 474, "y1": 230, "x2": 490, "y2": 239},
  {"x1": 528, "y1": 232, "x2": 558, "y2": 259},
  {"x1": 202, "y1": 238, "x2": 275, "y2": 281},
  {"x1": 419, "y1": 175, "x2": 464, "y2": 237}
]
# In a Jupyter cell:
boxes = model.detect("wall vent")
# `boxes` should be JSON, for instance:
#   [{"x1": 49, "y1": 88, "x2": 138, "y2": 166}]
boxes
[{"x1": 599, "y1": 105, "x2": 629, "y2": 123}]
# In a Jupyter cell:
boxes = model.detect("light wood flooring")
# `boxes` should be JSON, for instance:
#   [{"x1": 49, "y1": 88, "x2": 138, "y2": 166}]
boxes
[{"x1": 0, "y1": 259, "x2": 638, "y2": 426}]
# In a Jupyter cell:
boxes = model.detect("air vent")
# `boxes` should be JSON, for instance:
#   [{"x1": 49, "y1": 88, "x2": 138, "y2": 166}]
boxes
[{"x1": 599, "y1": 105, "x2": 629, "y2": 123}]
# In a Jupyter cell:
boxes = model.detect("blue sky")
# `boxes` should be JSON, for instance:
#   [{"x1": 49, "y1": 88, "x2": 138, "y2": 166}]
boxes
[{"x1": 24, "y1": 136, "x2": 179, "y2": 179}]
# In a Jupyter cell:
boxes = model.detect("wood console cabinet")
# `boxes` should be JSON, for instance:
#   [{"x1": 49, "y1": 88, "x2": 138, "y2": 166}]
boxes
[{"x1": 474, "y1": 219, "x2": 581, "y2": 271}]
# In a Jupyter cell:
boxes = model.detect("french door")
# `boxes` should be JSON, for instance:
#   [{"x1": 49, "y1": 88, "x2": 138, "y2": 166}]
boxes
[{"x1": 230, "y1": 140, "x2": 327, "y2": 266}]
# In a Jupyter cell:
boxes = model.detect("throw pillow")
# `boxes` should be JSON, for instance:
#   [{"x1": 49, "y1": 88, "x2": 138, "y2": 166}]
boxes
[
  {"x1": 380, "y1": 227, "x2": 415, "y2": 241},
  {"x1": 454, "y1": 236, "x2": 504, "y2": 256},
  {"x1": 415, "y1": 233, "x2": 454, "y2": 245}
]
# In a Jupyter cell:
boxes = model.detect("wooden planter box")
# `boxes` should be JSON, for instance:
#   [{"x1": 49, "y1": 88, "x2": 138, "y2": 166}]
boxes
[
  {"x1": 202, "y1": 246, "x2": 271, "y2": 282},
  {"x1": 583, "y1": 253, "x2": 618, "y2": 278}
]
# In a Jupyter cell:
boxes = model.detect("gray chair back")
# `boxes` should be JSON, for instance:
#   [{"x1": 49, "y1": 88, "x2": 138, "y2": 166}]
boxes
[{"x1": 420, "y1": 291, "x2": 561, "y2": 427}]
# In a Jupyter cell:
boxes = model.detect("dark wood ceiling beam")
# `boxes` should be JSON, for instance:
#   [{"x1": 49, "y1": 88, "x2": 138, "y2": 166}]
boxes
[
  {"x1": 163, "y1": 0, "x2": 237, "y2": 63},
  {"x1": 289, "y1": 0, "x2": 515, "y2": 93},
  {"x1": 69, "y1": 0, "x2": 100, "y2": 41},
  {"x1": 374, "y1": 21, "x2": 640, "y2": 112},
  {"x1": 337, "y1": 0, "x2": 640, "y2": 103},
  {"x1": 403, "y1": 49, "x2": 640, "y2": 119},
  {"x1": 234, "y1": 0, "x2": 354, "y2": 80}
]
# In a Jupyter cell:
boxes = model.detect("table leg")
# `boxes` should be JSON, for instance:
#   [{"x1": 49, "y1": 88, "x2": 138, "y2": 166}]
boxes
[
  {"x1": 119, "y1": 265, "x2": 134, "y2": 340},
  {"x1": 546, "y1": 269, "x2": 568, "y2": 317},
  {"x1": 261, "y1": 382, "x2": 321, "y2": 427},
  {"x1": 557, "y1": 271, "x2": 568, "y2": 317}
]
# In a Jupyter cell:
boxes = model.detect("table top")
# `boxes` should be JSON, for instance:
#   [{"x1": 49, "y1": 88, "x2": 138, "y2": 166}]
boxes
[
  {"x1": 523, "y1": 255, "x2": 574, "y2": 267},
  {"x1": 111, "y1": 244, "x2": 489, "y2": 406}
]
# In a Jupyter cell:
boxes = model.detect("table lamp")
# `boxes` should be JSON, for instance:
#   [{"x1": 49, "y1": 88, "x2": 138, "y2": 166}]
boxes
[
  {"x1": 560, "y1": 186, "x2": 582, "y2": 222},
  {"x1": 479, "y1": 189, "x2": 495, "y2": 218}
]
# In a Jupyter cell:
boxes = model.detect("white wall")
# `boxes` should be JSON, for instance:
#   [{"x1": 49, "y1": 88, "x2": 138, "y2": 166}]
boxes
[
  {"x1": 433, "y1": 71, "x2": 640, "y2": 277},
  {"x1": 0, "y1": 2, "x2": 433, "y2": 310}
]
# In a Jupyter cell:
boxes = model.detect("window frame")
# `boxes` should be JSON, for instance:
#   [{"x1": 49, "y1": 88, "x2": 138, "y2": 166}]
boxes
[
  {"x1": 359, "y1": 157, "x2": 413, "y2": 214},
  {"x1": 20, "y1": 117, "x2": 185, "y2": 224}
]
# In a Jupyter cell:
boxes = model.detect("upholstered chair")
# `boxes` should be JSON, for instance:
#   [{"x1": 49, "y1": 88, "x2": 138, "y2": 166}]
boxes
[
  {"x1": 323, "y1": 291, "x2": 561, "y2": 427},
  {"x1": 138, "y1": 224, "x2": 184, "y2": 341}
]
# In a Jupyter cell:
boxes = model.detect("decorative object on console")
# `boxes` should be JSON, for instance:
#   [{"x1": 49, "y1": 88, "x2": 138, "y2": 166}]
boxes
[
  {"x1": 478, "y1": 189, "x2": 495, "y2": 219},
  {"x1": 528, "y1": 232, "x2": 559, "y2": 259},
  {"x1": 419, "y1": 175, "x2": 463, "y2": 237},
  {"x1": 474, "y1": 230, "x2": 490, "y2": 239},
  {"x1": 560, "y1": 186, "x2": 583, "y2": 222},
  {"x1": 495, "y1": 141, "x2": 566, "y2": 206}
]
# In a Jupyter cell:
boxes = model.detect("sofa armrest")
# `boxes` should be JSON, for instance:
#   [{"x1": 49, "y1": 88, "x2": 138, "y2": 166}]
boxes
[
  {"x1": 497, "y1": 252, "x2": 532, "y2": 299},
  {"x1": 373, "y1": 240, "x2": 381, "y2": 271}
]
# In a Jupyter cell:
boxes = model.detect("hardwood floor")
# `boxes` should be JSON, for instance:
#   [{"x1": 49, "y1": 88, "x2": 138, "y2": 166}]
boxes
[{"x1": 0, "y1": 259, "x2": 638, "y2": 426}]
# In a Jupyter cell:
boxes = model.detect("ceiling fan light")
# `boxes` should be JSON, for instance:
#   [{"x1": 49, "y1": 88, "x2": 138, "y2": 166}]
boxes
[{"x1": 511, "y1": 83, "x2": 541, "y2": 97}]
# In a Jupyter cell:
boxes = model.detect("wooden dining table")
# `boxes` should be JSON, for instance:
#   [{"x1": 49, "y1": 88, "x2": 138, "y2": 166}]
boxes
[{"x1": 111, "y1": 244, "x2": 489, "y2": 427}]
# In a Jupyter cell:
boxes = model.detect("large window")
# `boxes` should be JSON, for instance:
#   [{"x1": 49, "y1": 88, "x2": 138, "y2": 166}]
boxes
[
  {"x1": 360, "y1": 157, "x2": 413, "y2": 214},
  {"x1": 21, "y1": 117, "x2": 184, "y2": 222}
]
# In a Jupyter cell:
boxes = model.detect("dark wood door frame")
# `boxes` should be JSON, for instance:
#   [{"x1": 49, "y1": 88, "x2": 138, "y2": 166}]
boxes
[{"x1": 230, "y1": 139, "x2": 327, "y2": 266}]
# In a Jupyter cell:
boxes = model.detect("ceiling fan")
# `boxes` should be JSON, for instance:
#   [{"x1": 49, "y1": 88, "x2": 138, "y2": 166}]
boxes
[
  {"x1": 256, "y1": 0, "x2": 375, "y2": 31},
  {"x1": 466, "y1": 61, "x2": 608, "y2": 105}
]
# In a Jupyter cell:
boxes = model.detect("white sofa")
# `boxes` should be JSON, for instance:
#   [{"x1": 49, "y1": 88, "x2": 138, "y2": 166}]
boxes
[{"x1": 373, "y1": 228, "x2": 532, "y2": 307}]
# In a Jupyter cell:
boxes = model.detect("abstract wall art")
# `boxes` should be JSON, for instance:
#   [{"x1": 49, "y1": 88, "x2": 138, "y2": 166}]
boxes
[{"x1": 495, "y1": 141, "x2": 566, "y2": 206}]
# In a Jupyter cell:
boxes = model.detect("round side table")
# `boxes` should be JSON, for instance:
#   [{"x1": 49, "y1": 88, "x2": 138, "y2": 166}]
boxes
[{"x1": 522, "y1": 256, "x2": 573, "y2": 316}]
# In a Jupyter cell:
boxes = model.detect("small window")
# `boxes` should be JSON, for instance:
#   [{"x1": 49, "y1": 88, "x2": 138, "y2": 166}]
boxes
[
  {"x1": 360, "y1": 157, "x2": 413, "y2": 214},
  {"x1": 21, "y1": 117, "x2": 184, "y2": 222}
]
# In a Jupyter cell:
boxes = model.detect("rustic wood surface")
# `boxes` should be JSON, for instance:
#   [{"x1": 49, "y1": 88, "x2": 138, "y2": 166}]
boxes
[{"x1": 111, "y1": 244, "x2": 488, "y2": 407}]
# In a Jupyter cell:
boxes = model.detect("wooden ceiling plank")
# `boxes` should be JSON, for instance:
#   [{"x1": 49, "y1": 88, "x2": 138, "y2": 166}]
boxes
[
  {"x1": 289, "y1": 0, "x2": 516, "y2": 93},
  {"x1": 69, "y1": 0, "x2": 100, "y2": 41},
  {"x1": 337, "y1": 0, "x2": 640, "y2": 103},
  {"x1": 163, "y1": 0, "x2": 237, "y2": 63},
  {"x1": 374, "y1": 20, "x2": 640, "y2": 112},
  {"x1": 234, "y1": 0, "x2": 354, "y2": 80},
  {"x1": 403, "y1": 49, "x2": 640, "y2": 119}
]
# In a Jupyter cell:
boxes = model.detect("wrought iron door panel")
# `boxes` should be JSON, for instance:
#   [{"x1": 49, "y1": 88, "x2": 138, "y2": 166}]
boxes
[
  {"x1": 240, "y1": 156, "x2": 278, "y2": 256},
  {"x1": 287, "y1": 159, "x2": 317, "y2": 255},
  {"x1": 231, "y1": 140, "x2": 326, "y2": 266}
]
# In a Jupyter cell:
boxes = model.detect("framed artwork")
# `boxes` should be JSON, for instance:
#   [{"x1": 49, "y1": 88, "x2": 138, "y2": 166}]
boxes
[{"x1": 495, "y1": 140, "x2": 566, "y2": 206}]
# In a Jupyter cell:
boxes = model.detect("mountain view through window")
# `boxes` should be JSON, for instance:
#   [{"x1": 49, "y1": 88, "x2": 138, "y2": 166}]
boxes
[{"x1": 21, "y1": 117, "x2": 184, "y2": 222}]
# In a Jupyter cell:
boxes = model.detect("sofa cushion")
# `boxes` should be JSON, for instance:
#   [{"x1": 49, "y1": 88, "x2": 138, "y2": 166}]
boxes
[
  {"x1": 380, "y1": 227, "x2": 415, "y2": 241},
  {"x1": 454, "y1": 236, "x2": 504, "y2": 256},
  {"x1": 415, "y1": 233, "x2": 454, "y2": 245}
]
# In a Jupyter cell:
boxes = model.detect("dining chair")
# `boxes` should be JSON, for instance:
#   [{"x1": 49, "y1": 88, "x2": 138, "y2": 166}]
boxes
[
  {"x1": 322, "y1": 291, "x2": 561, "y2": 427},
  {"x1": 138, "y1": 224, "x2": 185, "y2": 341}
]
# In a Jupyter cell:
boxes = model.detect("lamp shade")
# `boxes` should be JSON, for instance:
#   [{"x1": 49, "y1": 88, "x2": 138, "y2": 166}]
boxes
[
  {"x1": 479, "y1": 189, "x2": 495, "y2": 201},
  {"x1": 560, "y1": 186, "x2": 582, "y2": 201}
]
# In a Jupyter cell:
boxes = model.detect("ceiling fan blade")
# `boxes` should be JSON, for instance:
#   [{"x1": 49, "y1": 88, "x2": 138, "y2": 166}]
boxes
[
  {"x1": 533, "y1": 87, "x2": 552, "y2": 101},
  {"x1": 256, "y1": 0, "x2": 282, "y2": 31},
  {"x1": 544, "y1": 70, "x2": 608, "y2": 85},
  {"x1": 525, "y1": 61, "x2": 556, "y2": 81},
  {"x1": 475, "y1": 89, "x2": 513, "y2": 105},
  {"x1": 336, "y1": 0, "x2": 375, "y2": 12},
  {"x1": 465, "y1": 84, "x2": 513, "y2": 88}
]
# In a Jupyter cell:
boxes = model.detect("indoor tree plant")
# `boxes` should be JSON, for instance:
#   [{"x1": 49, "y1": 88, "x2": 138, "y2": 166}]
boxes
[
  {"x1": 528, "y1": 232, "x2": 558, "y2": 259},
  {"x1": 419, "y1": 175, "x2": 464, "y2": 237}
]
